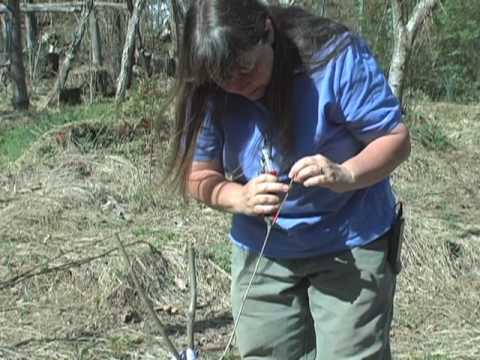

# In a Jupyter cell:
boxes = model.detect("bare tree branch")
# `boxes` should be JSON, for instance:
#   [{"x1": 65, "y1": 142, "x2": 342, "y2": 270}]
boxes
[
  {"x1": 0, "y1": 240, "x2": 148, "y2": 290},
  {"x1": 388, "y1": 0, "x2": 439, "y2": 102},
  {"x1": 187, "y1": 242, "x2": 197, "y2": 350},
  {"x1": 89, "y1": 4, "x2": 103, "y2": 66},
  {"x1": 115, "y1": 234, "x2": 181, "y2": 360},
  {"x1": 0, "y1": 2, "x2": 127, "y2": 13},
  {"x1": 43, "y1": 0, "x2": 94, "y2": 108},
  {"x1": 115, "y1": 0, "x2": 146, "y2": 101},
  {"x1": 407, "y1": 0, "x2": 438, "y2": 36},
  {"x1": 390, "y1": 0, "x2": 403, "y2": 33}
]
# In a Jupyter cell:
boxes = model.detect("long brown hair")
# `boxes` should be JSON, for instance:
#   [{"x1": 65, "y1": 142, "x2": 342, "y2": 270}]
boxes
[{"x1": 166, "y1": 0, "x2": 349, "y2": 196}]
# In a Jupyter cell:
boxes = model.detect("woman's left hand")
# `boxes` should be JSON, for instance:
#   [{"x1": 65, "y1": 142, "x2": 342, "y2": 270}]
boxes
[{"x1": 289, "y1": 154, "x2": 355, "y2": 193}]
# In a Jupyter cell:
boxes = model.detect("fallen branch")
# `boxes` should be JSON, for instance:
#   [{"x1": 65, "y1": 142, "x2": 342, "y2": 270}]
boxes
[
  {"x1": 207, "y1": 258, "x2": 231, "y2": 280},
  {"x1": 186, "y1": 242, "x2": 197, "y2": 350},
  {"x1": 9, "y1": 335, "x2": 98, "y2": 349},
  {"x1": 115, "y1": 233, "x2": 181, "y2": 360},
  {"x1": 0, "y1": 239, "x2": 148, "y2": 290}
]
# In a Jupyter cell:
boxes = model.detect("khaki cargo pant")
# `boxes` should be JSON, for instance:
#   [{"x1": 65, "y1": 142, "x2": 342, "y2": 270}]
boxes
[{"x1": 231, "y1": 233, "x2": 394, "y2": 360}]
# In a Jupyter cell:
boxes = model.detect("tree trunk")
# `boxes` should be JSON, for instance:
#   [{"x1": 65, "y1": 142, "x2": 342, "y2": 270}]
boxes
[
  {"x1": 270, "y1": 0, "x2": 296, "y2": 5},
  {"x1": 8, "y1": 0, "x2": 29, "y2": 110},
  {"x1": 126, "y1": 0, "x2": 150, "y2": 78},
  {"x1": 357, "y1": 0, "x2": 365, "y2": 33},
  {"x1": 45, "y1": 0, "x2": 93, "y2": 107},
  {"x1": 24, "y1": 0, "x2": 38, "y2": 78},
  {"x1": 388, "y1": 0, "x2": 438, "y2": 103},
  {"x1": 1, "y1": 11, "x2": 9, "y2": 53},
  {"x1": 112, "y1": 10, "x2": 123, "y2": 78},
  {"x1": 125, "y1": 0, "x2": 135, "y2": 86},
  {"x1": 115, "y1": 0, "x2": 146, "y2": 101},
  {"x1": 166, "y1": 0, "x2": 182, "y2": 58},
  {"x1": 319, "y1": 0, "x2": 327, "y2": 17},
  {"x1": 89, "y1": 4, "x2": 103, "y2": 66},
  {"x1": 177, "y1": 0, "x2": 189, "y2": 16}
]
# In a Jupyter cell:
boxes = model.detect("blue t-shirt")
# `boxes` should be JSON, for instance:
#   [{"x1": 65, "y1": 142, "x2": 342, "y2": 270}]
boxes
[{"x1": 194, "y1": 34, "x2": 402, "y2": 259}]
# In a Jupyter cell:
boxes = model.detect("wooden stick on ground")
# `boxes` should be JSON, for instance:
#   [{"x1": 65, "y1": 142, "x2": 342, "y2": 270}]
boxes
[
  {"x1": 115, "y1": 233, "x2": 180, "y2": 360},
  {"x1": 186, "y1": 242, "x2": 197, "y2": 350}
]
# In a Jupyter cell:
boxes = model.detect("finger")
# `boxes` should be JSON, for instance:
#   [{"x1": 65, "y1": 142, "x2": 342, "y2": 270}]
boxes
[
  {"x1": 289, "y1": 155, "x2": 328, "y2": 179},
  {"x1": 288, "y1": 157, "x2": 315, "y2": 179},
  {"x1": 294, "y1": 164, "x2": 324, "y2": 183},
  {"x1": 303, "y1": 174, "x2": 335, "y2": 188},
  {"x1": 254, "y1": 204, "x2": 280, "y2": 215},
  {"x1": 254, "y1": 194, "x2": 281, "y2": 206},
  {"x1": 255, "y1": 173, "x2": 279, "y2": 183},
  {"x1": 258, "y1": 182, "x2": 289, "y2": 194}
]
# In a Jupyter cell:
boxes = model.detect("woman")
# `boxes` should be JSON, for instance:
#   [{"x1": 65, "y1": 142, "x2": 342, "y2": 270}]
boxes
[{"x1": 167, "y1": 0, "x2": 410, "y2": 359}]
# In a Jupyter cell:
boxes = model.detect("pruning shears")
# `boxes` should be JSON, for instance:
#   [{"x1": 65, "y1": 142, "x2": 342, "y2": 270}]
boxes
[
  {"x1": 260, "y1": 148, "x2": 294, "y2": 226},
  {"x1": 261, "y1": 148, "x2": 277, "y2": 176}
]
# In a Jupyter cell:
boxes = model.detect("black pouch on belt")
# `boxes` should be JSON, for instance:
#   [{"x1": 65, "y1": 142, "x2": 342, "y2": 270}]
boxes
[{"x1": 388, "y1": 202, "x2": 405, "y2": 275}]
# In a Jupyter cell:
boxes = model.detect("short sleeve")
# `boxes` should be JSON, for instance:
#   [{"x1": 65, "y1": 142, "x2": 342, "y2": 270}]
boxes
[
  {"x1": 193, "y1": 109, "x2": 224, "y2": 162},
  {"x1": 333, "y1": 36, "x2": 402, "y2": 144}
]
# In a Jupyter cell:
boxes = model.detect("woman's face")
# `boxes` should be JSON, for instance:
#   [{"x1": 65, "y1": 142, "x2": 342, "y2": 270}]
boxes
[
  {"x1": 217, "y1": 19, "x2": 274, "y2": 101},
  {"x1": 219, "y1": 43, "x2": 273, "y2": 101}
]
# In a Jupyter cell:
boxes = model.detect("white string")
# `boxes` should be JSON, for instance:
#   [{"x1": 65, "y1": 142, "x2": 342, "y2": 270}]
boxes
[{"x1": 219, "y1": 178, "x2": 294, "y2": 360}]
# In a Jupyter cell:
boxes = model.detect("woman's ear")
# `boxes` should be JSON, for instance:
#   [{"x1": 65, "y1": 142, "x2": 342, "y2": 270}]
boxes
[{"x1": 265, "y1": 18, "x2": 275, "y2": 44}]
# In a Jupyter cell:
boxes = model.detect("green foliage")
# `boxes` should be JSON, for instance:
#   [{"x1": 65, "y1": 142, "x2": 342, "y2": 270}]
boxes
[
  {"x1": 352, "y1": 0, "x2": 393, "y2": 70},
  {"x1": 118, "y1": 76, "x2": 170, "y2": 121},
  {"x1": 134, "y1": 227, "x2": 180, "y2": 247},
  {"x1": 203, "y1": 241, "x2": 232, "y2": 273},
  {"x1": 298, "y1": 0, "x2": 480, "y2": 103},
  {"x1": 421, "y1": 355, "x2": 453, "y2": 360},
  {"x1": 407, "y1": 1, "x2": 480, "y2": 102},
  {"x1": 0, "y1": 102, "x2": 115, "y2": 165},
  {"x1": 408, "y1": 111, "x2": 453, "y2": 152},
  {"x1": 412, "y1": 120, "x2": 452, "y2": 152},
  {"x1": 219, "y1": 353, "x2": 240, "y2": 360}
]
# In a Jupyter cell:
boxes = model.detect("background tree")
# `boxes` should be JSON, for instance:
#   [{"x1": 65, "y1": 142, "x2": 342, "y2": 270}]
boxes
[
  {"x1": 406, "y1": 0, "x2": 480, "y2": 102},
  {"x1": 389, "y1": 0, "x2": 439, "y2": 103},
  {"x1": 115, "y1": 0, "x2": 146, "y2": 101},
  {"x1": 44, "y1": 0, "x2": 94, "y2": 107},
  {"x1": 166, "y1": 0, "x2": 181, "y2": 57},
  {"x1": 89, "y1": 4, "x2": 103, "y2": 67},
  {"x1": 7, "y1": 0, "x2": 29, "y2": 110},
  {"x1": 24, "y1": 0, "x2": 38, "y2": 76}
]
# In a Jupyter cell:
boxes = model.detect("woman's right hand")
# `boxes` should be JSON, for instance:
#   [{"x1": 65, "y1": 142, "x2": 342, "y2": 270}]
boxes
[{"x1": 239, "y1": 174, "x2": 290, "y2": 216}]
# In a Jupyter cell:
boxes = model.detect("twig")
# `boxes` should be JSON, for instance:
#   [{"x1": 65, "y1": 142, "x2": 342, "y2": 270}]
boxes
[
  {"x1": 115, "y1": 233, "x2": 180, "y2": 360},
  {"x1": 0, "y1": 240, "x2": 148, "y2": 290},
  {"x1": 207, "y1": 258, "x2": 231, "y2": 280},
  {"x1": 148, "y1": 129, "x2": 155, "y2": 185},
  {"x1": 8, "y1": 335, "x2": 98, "y2": 349},
  {"x1": 186, "y1": 242, "x2": 197, "y2": 350},
  {"x1": 89, "y1": 25, "x2": 94, "y2": 105}
]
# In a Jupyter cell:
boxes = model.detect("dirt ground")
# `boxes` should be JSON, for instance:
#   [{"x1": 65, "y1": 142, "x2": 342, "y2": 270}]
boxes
[{"x1": 1, "y1": 102, "x2": 480, "y2": 359}]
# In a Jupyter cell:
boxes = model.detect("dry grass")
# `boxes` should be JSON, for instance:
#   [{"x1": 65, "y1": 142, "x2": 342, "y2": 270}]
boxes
[
  {"x1": 0, "y1": 101, "x2": 479, "y2": 359},
  {"x1": 391, "y1": 102, "x2": 480, "y2": 359},
  {"x1": 0, "y1": 117, "x2": 233, "y2": 359}
]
